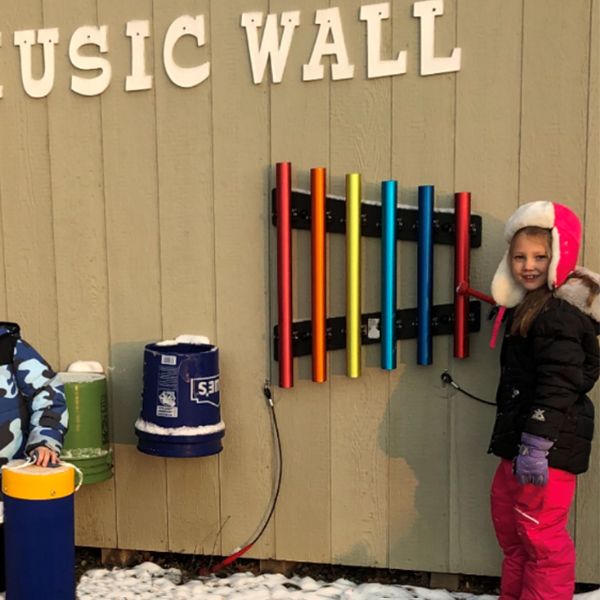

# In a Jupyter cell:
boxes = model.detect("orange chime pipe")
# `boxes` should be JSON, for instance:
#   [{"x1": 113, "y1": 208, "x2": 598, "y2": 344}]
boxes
[{"x1": 311, "y1": 168, "x2": 327, "y2": 383}]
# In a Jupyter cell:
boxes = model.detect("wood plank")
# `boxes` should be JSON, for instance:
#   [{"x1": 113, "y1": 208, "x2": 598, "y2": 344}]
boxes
[
  {"x1": 113, "y1": 444, "x2": 167, "y2": 550},
  {"x1": 98, "y1": 0, "x2": 167, "y2": 551},
  {"x1": 328, "y1": 0, "x2": 390, "y2": 568},
  {"x1": 41, "y1": 0, "x2": 116, "y2": 548},
  {"x1": 450, "y1": 0, "x2": 523, "y2": 576},
  {"x1": 0, "y1": 0, "x2": 59, "y2": 361},
  {"x1": 74, "y1": 479, "x2": 118, "y2": 547},
  {"x1": 387, "y1": 0, "x2": 458, "y2": 572},
  {"x1": 575, "y1": 0, "x2": 599, "y2": 584},
  {"x1": 150, "y1": 0, "x2": 221, "y2": 556},
  {"x1": 519, "y1": 0, "x2": 590, "y2": 204},
  {"x1": 269, "y1": 0, "x2": 332, "y2": 564},
  {"x1": 211, "y1": 0, "x2": 274, "y2": 559},
  {"x1": 165, "y1": 456, "x2": 222, "y2": 554},
  {"x1": 518, "y1": 0, "x2": 590, "y2": 580}
]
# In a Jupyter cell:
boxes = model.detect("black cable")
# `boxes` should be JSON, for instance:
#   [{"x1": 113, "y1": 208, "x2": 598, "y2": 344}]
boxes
[
  {"x1": 440, "y1": 371, "x2": 496, "y2": 406},
  {"x1": 248, "y1": 381, "x2": 283, "y2": 545},
  {"x1": 207, "y1": 382, "x2": 283, "y2": 574}
]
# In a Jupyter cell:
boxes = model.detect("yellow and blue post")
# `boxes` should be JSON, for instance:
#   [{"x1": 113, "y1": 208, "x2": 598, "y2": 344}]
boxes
[{"x1": 2, "y1": 461, "x2": 76, "y2": 599}]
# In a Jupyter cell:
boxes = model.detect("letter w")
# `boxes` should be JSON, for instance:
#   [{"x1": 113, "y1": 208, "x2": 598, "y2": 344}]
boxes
[{"x1": 241, "y1": 11, "x2": 300, "y2": 84}]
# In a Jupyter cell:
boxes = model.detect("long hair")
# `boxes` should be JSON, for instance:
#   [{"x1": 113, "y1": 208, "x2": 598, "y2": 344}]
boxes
[{"x1": 509, "y1": 226, "x2": 553, "y2": 337}]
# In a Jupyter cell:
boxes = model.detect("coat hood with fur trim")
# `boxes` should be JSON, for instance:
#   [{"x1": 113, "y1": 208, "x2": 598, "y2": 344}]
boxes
[{"x1": 555, "y1": 266, "x2": 600, "y2": 325}]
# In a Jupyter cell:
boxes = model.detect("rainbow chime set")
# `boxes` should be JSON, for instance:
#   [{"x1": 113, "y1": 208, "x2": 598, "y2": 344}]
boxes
[{"x1": 273, "y1": 162, "x2": 484, "y2": 389}]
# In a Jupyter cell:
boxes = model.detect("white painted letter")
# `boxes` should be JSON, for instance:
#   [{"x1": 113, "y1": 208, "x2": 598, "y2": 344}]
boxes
[
  {"x1": 126, "y1": 20, "x2": 152, "y2": 91},
  {"x1": 163, "y1": 15, "x2": 209, "y2": 88},
  {"x1": 14, "y1": 28, "x2": 59, "y2": 98},
  {"x1": 241, "y1": 11, "x2": 300, "y2": 84},
  {"x1": 69, "y1": 26, "x2": 111, "y2": 96},
  {"x1": 360, "y1": 3, "x2": 406, "y2": 78},
  {"x1": 413, "y1": 0, "x2": 461, "y2": 76},
  {"x1": 303, "y1": 7, "x2": 354, "y2": 81}
]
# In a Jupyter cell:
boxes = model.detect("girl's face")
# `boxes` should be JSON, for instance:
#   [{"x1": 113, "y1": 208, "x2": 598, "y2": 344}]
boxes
[{"x1": 510, "y1": 231, "x2": 551, "y2": 292}]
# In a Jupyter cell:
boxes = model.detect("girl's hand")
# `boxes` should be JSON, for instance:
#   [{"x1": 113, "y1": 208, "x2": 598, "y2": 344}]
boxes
[{"x1": 32, "y1": 446, "x2": 59, "y2": 467}]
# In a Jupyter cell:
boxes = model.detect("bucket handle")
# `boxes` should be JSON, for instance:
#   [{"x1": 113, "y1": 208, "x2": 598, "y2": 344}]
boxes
[{"x1": 66, "y1": 462, "x2": 84, "y2": 492}]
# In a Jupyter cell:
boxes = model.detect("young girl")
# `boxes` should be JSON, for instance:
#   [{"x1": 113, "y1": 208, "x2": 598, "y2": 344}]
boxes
[
  {"x1": 0, "y1": 322, "x2": 68, "y2": 591},
  {"x1": 487, "y1": 201, "x2": 599, "y2": 600}
]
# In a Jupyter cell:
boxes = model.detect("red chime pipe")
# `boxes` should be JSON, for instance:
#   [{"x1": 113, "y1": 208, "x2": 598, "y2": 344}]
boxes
[
  {"x1": 454, "y1": 192, "x2": 471, "y2": 358},
  {"x1": 276, "y1": 162, "x2": 293, "y2": 388},
  {"x1": 456, "y1": 282, "x2": 494, "y2": 305},
  {"x1": 311, "y1": 167, "x2": 327, "y2": 383}
]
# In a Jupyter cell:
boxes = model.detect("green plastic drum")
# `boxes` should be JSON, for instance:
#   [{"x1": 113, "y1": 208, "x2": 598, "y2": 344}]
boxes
[{"x1": 59, "y1": 372, "x2": 113, "y2": 484}]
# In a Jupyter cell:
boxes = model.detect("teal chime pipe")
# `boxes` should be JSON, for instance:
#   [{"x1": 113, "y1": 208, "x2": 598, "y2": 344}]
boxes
[{"x1": 380, "y1": 180, "x2": 397, "y2": 370}]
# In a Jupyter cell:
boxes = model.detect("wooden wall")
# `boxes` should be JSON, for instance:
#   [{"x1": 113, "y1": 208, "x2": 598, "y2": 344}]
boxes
[{"x1": 0, "y1": 0, "x2": 598, "y2": 581}]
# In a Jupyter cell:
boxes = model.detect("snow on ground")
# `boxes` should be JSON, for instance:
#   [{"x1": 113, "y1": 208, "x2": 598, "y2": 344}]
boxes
[
  {"x1": 77, "y1": 564, "x2": 497, "y2": 600},
  {"x1": 3, "y1": 562, "x2": 599, "y2": 600}
]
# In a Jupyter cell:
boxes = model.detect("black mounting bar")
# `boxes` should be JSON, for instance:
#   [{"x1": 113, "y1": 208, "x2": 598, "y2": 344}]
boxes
[
  {"x1": 271, "y1": 189, "x2": 482, "y2": 247},
  {"x1": 273, "y1": 301, "x2": 481, "y2": 360}
]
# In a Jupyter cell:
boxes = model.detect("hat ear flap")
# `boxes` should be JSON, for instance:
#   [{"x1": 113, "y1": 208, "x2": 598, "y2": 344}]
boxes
[
  {"x1": 491, "y1": 250, "x2": 526, "y2": 307},
  {"x1": 547, "y1": 228, "x2": 560, "y2": 289}
]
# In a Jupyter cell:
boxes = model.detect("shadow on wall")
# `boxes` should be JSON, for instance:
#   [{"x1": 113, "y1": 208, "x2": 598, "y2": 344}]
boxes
[
  {"x1": 108, "y1": 341, "x2": 151, "y2": 446},
  {"x1": 378, "y1": 208, "x2": 506, "y2": 571},
  {"x1": 381, "y1": 343, "x2": 451, "y2": 570}
]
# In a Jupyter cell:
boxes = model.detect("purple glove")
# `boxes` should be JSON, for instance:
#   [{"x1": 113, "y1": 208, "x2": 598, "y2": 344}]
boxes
[{"x1": 514, "y1": 433, "x2": 553, "y2": 486}]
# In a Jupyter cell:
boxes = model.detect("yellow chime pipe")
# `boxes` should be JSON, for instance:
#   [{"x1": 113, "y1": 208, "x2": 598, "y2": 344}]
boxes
[{"x1": 345, "y1": 173, "x2": 362, "y2": 378}]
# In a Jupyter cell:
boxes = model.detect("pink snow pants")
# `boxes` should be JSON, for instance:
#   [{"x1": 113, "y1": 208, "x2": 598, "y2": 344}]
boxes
[{"x1": 490, "y1": 459, "x2": 576, "y2": 600}]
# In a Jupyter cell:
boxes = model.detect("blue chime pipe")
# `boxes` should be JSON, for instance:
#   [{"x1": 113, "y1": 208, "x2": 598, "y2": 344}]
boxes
[
  {"x1": 380, "y1": 180, "x2": 398, "y2": 370},
  {"x1": 417, "y1": 185, "x2": 434, "y2": 365}
]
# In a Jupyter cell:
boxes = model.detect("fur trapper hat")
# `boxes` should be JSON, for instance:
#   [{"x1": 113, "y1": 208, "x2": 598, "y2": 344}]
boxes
[{"x1": 491, "y1": 201, "x2": 582, "y2": 307}]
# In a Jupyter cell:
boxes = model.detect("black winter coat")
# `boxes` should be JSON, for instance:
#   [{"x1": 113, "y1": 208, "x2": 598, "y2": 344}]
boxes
[{"x1": 488, "y1": 274, "x2": 600, "y2": 475}]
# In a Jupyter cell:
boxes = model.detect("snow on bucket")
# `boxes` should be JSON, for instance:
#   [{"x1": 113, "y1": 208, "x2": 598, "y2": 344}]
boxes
[
  {"x1": 135, "y1": 341, "x2": 225, "y2": 457},
  {"x1": 59, "y1": 372, "x2": 113, "y2": 484}
]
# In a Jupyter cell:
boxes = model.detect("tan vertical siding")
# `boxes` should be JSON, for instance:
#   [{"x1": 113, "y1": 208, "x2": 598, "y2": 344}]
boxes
[
  {"x1": 387, "y1": 0, "x2": 458, "y2": 572},
  {"x1": 99, "y1": 0, "x2": 167, "y2": 552},
  {"x1": 211, "y1": 0, "x2": 274, "y2": 558},
  {"x1": 450, "y1": 0, "x2": 523, "y2": 575},
  {"x1": 43, "y1": 0, "x2": 117, "y2": 548},
  {"x1": 576, "y1": 0, "x2": 599, "y2": 583},
  {"x1": 269, "y1": 0, "x2": 332, "y2": 564},
  {"x1": 150, "y1": 0, "x2": 221, "y2": 556},
  {"x1": 328, "y1": 0, "x2": 391, "y2": 568},
  {"x1": 0, "y1": 2, "x2": 59, "y2": 359}
]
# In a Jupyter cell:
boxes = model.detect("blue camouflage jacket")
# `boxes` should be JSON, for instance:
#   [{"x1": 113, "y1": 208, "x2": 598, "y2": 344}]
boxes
[{"x1": 0, "y1": 323, "x2": 68, "y2": 465}]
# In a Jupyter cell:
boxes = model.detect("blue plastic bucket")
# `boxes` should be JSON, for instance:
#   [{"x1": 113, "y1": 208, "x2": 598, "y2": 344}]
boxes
[
  {"x1": 3, "y1": 461, "x2": 76, "y2": 599},
  {"x1": 135, "y1": 343, "x2": 225, "y2": 458}
]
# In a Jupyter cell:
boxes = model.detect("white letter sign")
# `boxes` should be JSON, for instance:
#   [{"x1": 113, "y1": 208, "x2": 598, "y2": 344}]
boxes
[
  {"x1": 163, "y1": 15, "x2": 209, "y2": 88},
  {"x1": 14, "y1": 28, "x2": 59, "y2": 98},
  {"x1": 360, "y1": 3, "x2": 406, "y2": 78},
  {"x1": 303, "y1": 7, "x2": 354, "y2": 81},
  {"x1": 241, "y1": 11, "x2": 300, "y2": 84},
  {"x1": 413, "y1": 0, "x2": 461, "y2": 76},
  {"x1": 126, "y1": 20, "x2": 152, "y2": 91},
  {"x1": 69, "y1": 26, "x2": 112, "y2": 96}
]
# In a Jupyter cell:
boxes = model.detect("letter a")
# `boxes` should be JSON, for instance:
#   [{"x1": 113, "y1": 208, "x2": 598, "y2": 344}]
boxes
[{"x1": 303, "y1": 8, "x2": 354, "y2": 81}]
